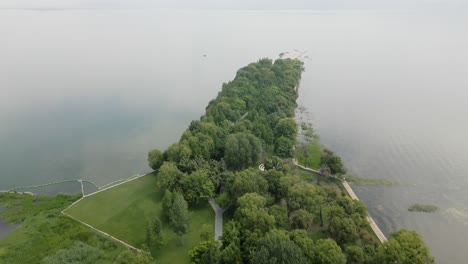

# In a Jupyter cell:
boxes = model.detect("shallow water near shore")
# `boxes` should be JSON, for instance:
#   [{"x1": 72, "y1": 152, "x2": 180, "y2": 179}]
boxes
[
  {"x1": 0, "y1": 8, "x2": 467, "y2": 263},
  {"x1": 0, "y1": 207, "x2": 18, "y2": 240}
]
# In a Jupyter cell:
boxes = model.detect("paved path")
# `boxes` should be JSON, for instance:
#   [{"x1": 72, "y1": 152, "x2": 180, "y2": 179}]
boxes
[
  {"x1": 292, "y1": 159, "x2": 387, "y2": 243},
  {"x1": 60, "y1": 174, "x2": 148, "y2": 252},
  {"x1": 341, "y1": 181, "x2": 387, "y2": 243},
  {"x1": 208, "y1": 198, "x2": 224, "y2": 241}
]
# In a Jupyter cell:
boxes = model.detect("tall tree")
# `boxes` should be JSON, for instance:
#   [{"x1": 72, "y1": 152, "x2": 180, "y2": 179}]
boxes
[
  {"x1": 162, "y1": 189, "x2": 173, "y2": 220},
  {"x1": 250, "y1": 231, "x2": 308, "y2": 264},
  {"x1": 157, "y1": 161, "x2": 184, "y2": 191},
  {"x1": 345, "y1": 246, "x2": 364, "y2": 264},
  {"x1": 224, "y1": 132, "x2": 262, "y2": 170},
  {"x1": 169, "y1": 193, "x2": 190, "y2": 234},
  {"x1": 234, "y1": 193, "x2": 275, "y2": 234},
  {"x1": 290, "y1": 209, "x2": 314, "y2": 230},
  {"x1": 328, "y1": 216, "x2": 359, "y2": 245},
  {"x1": 374, "y1": 229, "x2": 434, "y2": 264},
  {"x1": 181, "y1": 170, "x2": 215, "y2": 205},
  {"x1": 274, "y1": 136, "x2": 295, "y2": 158},
  {"x1": 189, "y1": 240, "x2": 220, "y2": 264},
  {"x1": 147, "y1": 148, "x2": 164, "y2": 170},
  {"x1": 274, "y1": 118, "x2": 298, "y2": 139},
  {"x1": 313, "y1": 239, "x2": 346, "y2": 264},
  {"x1": 227, "y1": 169, "x2": 268, "y2": 201},
  {"x1": 320, "y1": 148, "x2": 347, "y2": 175},
  {"x1": 269, "y1": 205, "x2": 289, "y2": 229},
  {"x1": 287, "y1": 182, "x2": 324, "y2": 214},
  {"x1": 146, "y1": 216, "x2": 164, "y2": 249}
]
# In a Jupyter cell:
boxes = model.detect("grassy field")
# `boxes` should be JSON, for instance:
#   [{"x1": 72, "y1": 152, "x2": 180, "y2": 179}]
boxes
[
  {"x1": 64, "y1": 173, "x2": 214, "y2": 264},
  {"x1": 0, "y1": 193, "x2": 126, "y2": 263}
]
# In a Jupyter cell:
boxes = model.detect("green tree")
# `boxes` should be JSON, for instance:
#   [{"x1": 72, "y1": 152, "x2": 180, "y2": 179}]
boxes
[
  {"x1": 290, "y1": 209, "x2": 314, "y2": 230},
  {"x1": 320, "y1": 148, "x2": 346, "y2": 175},
  {"x1": 269, "y1": 205, "x2": 289, "y2": 229},
  {"x1": 374, "y1": 229, "x2": 434, "y2": 264},
  {"x1": 148, "y1": 148, "x2": 164, "y2": 170},
  {"x1": 224, "y1": 132, "x2": 262, "y2": 170},
  {"x1": 220, "y1": 242, "x2": 242, "y2": 264},
  {"x1": 289, "y1": 229, "x2": 315, "y2": 261},
  {"x1": 114, "y1": 248, "x2": 154, "y2": 264},
  {"x1": 313, "y1": 239, "x2": 346, "y2": 264},
  {"x1": 250, "y1": 231, "x2": 308, "y2": 264},
  {"x1": 221, "y1": 221, "x2": 241, "y2": 247},
  {"x1": 328, "y1": 216, "x2": 359, "y2": 245},
  {"x1": 345, "y1": 246, "x2": 364, "y2": 264},
  {"x1": 275, "y1": 118, "x2": 298, "y2": 139},
  {"x1": 227, "y1": 169, "x2": 268, "y2": 201},
  {"x1": 200, "y1": 224, "x2": 214, "y2": 241},
  {"x1": 169, "y1": 193, "x2": 190, "y2": 234},
  {"x1": 234, "y1": 193, "x2": 275, "y2": 233},
  {"x1": 40, "y1": 242, "x2": 101, "y2": 264},
  {"x1": 181, "y1": 170, "x2": 215, "y2": 205},
  {"x1": 274, "y1": 136, "x2": 295, "y2": 158},
  {"x1": 147, "y1": 216, "x2": 164, "y2": 249},
  {"x1": 161, "y1": 189, "x2": 173, "y2": 221},
  {"x1": 189, "y1": 240, "x2": 220, "y2": 264},
  {"x1": 264, "y1": 169, "x2": 283, "y2": 200},
  {"x1": 186, "y1": 132, "x2": 215, "y2": 160},
  {"x1": 157, "y1": 162, "x2": 184, "y2": 191},
  {"x1": 287, "y1": 183, "x2": 324, "y2": 214}
]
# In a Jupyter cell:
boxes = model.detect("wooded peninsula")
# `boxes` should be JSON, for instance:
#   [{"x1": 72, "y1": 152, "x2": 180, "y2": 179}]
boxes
[{"x1": 0, "y1": 58, "x2": 434, "y2": 264}]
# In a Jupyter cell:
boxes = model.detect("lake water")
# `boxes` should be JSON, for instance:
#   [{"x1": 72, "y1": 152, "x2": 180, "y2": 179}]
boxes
[{"x1": 0, "y1": 9, "x2": 467, "y2": 263}]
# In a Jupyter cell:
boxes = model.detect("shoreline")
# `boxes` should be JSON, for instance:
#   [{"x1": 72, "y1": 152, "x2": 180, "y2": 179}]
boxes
[{"x1": 289, "y1": 49, "x2": 387, "y2": 243}]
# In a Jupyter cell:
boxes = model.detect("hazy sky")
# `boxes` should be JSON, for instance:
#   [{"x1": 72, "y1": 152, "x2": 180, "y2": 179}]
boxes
[{"x1": 1, "y1": 0, "x2": 467, "y2": 10}]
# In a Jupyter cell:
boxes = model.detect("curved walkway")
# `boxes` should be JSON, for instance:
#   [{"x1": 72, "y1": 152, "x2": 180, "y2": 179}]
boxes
[
  {"x1": 208, "y1": 198, "x2": 224, "y2": 241},
  {"x1": 293, "y1": 159, "x2": 387, "y2": 243}
]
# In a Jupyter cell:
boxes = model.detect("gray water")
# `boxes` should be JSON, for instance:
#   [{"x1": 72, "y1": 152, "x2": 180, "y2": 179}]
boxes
[{"x1": 0, "y1": 9, "x2": 467, "y2": 263}]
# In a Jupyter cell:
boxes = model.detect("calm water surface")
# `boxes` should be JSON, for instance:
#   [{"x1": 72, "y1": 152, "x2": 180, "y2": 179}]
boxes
[{"x1": 0, "y1": 9, "x2": 467, "y2": 263}]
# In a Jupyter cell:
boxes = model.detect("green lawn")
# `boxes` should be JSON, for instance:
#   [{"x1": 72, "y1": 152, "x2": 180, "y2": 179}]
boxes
[{"x1": 64, "y1": 173, "x2": 214, "y2": 264}]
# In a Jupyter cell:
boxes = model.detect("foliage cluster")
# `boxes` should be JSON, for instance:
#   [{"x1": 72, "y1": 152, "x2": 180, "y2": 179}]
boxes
[
  {"x1": 147, "y1": 58, "x2": 304, "y2": 206},
  {"x1": 0, "y1": 193, "x2": 144, "y2": 264},
  {"x1": 408, "y1": 204, "x2": 439, "y2": 213}
]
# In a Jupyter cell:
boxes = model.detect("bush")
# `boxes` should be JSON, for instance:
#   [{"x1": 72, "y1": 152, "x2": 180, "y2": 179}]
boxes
[
  {"x1": 408, "y1": 204, "x2": 438, "y2": 213},
  {"x1": 40, "y1": 241, "x2": 101, "y2": 264}
]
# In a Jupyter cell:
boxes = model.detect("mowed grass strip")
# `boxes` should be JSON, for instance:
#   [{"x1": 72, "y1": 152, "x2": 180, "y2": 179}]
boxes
[{"x1": 64, "y1": 173, "x2": 215, "y2": 264}]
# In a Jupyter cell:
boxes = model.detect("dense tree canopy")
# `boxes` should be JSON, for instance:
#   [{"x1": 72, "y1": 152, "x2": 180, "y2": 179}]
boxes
[
  {"x1": 157, "y1": 162, "x2": 184, "y2": 192},
  {"x1": 250, "y1": 231, "x2": 308, "y2": 264},
  {"x1": 374, "y1": 229, "x2": 434, "y2": 264},
  {"x1": 313, "y1": 239, "x2": 346, "y2": 264},
  {"x1": 224, "y1": 132, "x2": 262, "y2": 170},
  {"x1": 181, "y1": 170, "x2": 215, "y2": 205},
  {"x1": 234, "y1": 193, "x2": 275, "y2": 234}
]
